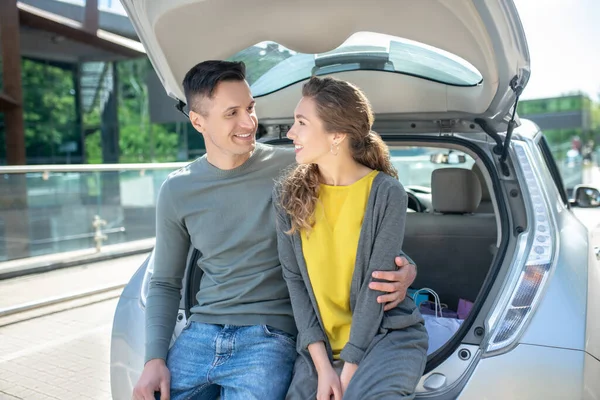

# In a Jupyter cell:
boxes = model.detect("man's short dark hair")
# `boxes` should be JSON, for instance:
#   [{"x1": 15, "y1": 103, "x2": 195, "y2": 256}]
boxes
[{"x1": 182, "y1": 60, "x2": 246, "y2": 115}]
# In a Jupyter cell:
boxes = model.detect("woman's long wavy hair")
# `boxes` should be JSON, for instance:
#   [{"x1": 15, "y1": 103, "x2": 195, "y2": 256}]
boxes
[{"x1": 280, "y1": 76, "x2": 398, "y2": 234}]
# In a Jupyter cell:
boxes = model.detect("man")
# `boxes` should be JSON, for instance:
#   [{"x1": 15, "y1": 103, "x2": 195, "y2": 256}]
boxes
[{"x1": 133, "y1": 60, "x2": 417, "y2": 400}]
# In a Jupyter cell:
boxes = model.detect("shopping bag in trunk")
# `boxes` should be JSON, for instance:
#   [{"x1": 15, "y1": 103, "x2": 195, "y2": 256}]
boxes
[
  {"x1": 419, "y1": 300, "x2": 458, "y2": 319},
  {"x1": 412, "y1": 288, "x2": 463, "y2": 355}
]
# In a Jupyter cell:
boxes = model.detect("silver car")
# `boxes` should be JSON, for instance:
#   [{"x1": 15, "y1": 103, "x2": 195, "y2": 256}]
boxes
[{"x1": 111, "y1": 1, "x2": 600, "y2": 399}]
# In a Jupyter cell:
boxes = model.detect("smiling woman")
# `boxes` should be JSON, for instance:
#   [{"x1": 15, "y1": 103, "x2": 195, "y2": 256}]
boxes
[{"x1": 229, "y1": 32, "x2": 484, "y2": 97}]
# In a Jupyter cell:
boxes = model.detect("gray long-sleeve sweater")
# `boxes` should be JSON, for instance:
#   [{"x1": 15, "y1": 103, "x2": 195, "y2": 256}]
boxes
[
  {"x1": 274, "y1": 172, "x2": 424, "y2": 366},
  {"x1": 145, "y1": 143, "x2": 297, "y2": 363}
]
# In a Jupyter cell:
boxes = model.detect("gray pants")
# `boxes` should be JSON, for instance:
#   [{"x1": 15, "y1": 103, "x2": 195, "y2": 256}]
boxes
[{"x1": 286, "y1": 324, "x2": 428, "y2": 400}]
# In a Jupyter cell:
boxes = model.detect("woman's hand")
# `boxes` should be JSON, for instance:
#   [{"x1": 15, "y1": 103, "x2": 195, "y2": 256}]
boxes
[
  {"x1": 316, "y1": 365, "x2": 342, "y2": 400},
  {"x1": 340, "y1": 362, "x2": 358, "y2": 396},
  {"x1": 308, "y1": 341, "x2": 342, "y2": 399}
]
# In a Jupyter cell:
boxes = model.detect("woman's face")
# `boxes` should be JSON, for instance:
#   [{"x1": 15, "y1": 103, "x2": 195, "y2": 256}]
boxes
[{"x1": 286, "y1": 97, "x2": 335, "y2": 165}]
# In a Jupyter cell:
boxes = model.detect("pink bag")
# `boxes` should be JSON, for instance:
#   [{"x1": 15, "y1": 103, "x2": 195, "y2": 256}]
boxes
[{"x1": 457, "y1": 298, "x2": 474, "y2": 320}]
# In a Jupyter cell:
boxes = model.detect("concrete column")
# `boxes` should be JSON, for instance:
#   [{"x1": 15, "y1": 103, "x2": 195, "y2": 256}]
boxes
[
  {"x1": 0, "y1": 0, "x2": 30, "y2": 260},
  {"x1": 0, "y1": 0, "x2": 26, "y2": 165},
  {"x1": 83, "y1": 0, "x2": 99, "y2": 33}
]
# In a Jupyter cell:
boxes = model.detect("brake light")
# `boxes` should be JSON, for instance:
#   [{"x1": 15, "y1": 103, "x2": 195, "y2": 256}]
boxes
[{"x1": 485, "y1": 140, "x2": 558, "y2": 353}]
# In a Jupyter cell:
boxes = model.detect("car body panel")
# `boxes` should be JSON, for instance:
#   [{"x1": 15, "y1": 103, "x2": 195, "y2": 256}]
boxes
[
  {"x1": 111, "y1": 252, "x2": 193, "y2": 399},
  {"x1": 583, "y1": 351, "x2": 600, "y2": 400},
  {"x1": 459, "y1": 344, "x2": 588, "y2": 399},
  {"x1": 111, "y1": 265, "x2": 146, "y2": 399},
  {"x1": 570, "y1": 206, "x2": 600, "y2": 362},
  {"x1": 584, "y1": 216, "x2": 600, "y2": 362}
]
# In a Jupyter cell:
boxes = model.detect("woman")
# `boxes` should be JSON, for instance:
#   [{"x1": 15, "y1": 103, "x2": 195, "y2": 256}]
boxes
[{"x1": 273, "y1": 76, "x2": 428, "y2": 400}]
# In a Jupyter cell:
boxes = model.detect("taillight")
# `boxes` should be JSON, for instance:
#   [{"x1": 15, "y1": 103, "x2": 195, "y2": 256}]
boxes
[{"x1": 485, "y1": 140, "x2": 558, "y2": 353}]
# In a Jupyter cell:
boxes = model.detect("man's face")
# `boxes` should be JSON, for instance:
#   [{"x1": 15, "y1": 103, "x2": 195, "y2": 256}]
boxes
[{"x1": 190, "y1": 80, "x2": 258, "y2": 162}]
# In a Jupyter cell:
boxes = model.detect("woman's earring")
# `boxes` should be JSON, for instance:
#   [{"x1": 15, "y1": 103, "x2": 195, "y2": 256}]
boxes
[{"x1": 330, "y1": 142, "x2": 339, "y2": 156}]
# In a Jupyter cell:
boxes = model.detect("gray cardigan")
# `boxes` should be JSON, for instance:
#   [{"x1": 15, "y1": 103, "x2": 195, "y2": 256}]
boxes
[{"x1": 273, "y1": 172, "x2": 424, "y2": 367}]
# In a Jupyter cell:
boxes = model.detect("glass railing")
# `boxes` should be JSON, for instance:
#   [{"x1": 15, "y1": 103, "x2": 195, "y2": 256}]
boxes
[{"x1": 0, "y1": 163, "x2": 188, "y2": 262}]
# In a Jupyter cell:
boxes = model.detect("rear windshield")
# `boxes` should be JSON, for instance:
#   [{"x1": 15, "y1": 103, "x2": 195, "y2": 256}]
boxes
[
  {"x1": 390, "y1": 147, "x2": 475, "y2": 188},
  {"x1": 228, "y1": 32, "x2": 483, "y2": 97}
]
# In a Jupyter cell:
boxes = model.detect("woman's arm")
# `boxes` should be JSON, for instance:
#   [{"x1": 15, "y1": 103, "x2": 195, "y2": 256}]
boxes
[
  {"x1": 308, "y1": 342, "x2": 332, "y2": 374},
  {"x1": 272, "y1": 187, "x2": 327, "y2": 351},
  {"x1": 309, "y1": 342, "x2": 342, "y2": 400},
  {"x1": 370, "y1": 254, "x2": 417, "y2": 310},
  {"x1": 339, "y1": 182, "x2": 408, "y2": 365}
]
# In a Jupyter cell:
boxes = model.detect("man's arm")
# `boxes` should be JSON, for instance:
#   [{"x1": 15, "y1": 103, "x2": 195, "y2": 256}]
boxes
[
  {"x1": 134, "y1": 178, "x2": 191, "y2": 400},
  {"x1": 145, "y1": 178, "x2": 191, "y2": 363}
]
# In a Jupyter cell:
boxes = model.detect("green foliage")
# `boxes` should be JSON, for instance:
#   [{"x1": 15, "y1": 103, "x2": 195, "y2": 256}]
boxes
[
  {"x1": 592, "y1": 99, "x2": 600, "y2": 130},
  {"x1": 116, "y1": 59, "x2": 180, "y2": 162},
  {"x1": 85, "y1": 128, "x2": 102, "y2": 164},
  {"x1": 1, "y1": 57, "x2": 182, "y2": 164},
  {"x1": 518, "y1": 94, "x2": 588, "y2": 115},
  {"x1": 519, "y1": 93, "x2": 600, "y2": 156},
  {"x1": 21, "y1": 59, "x2": 79, "y2": 161},
  {"x1": 543, "y1": 128, "x2": 583, "y2": 144},
  {"x1": 118, "y1": 123, "x2": 179, "y2": 162}
]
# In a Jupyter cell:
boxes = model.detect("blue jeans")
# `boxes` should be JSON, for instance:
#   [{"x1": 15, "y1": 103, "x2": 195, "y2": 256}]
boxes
[{"x1": 161, "y1": 322, "x2": 297, "y2": 400}]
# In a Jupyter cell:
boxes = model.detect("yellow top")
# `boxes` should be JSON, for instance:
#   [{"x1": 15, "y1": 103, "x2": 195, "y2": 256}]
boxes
[{"x1": 301, "y1": 170, "x2": 378, "y2": 359}]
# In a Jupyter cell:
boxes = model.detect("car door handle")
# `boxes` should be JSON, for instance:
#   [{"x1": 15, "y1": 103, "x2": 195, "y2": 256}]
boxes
[{"x1": 595, "y1": 246, "x2": 600, "y2": 261}]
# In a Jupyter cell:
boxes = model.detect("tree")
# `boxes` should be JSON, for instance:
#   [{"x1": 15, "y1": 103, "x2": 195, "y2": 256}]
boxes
[
  {"x1": 117, "y1": 59, "x2": 179, "y2": 162},
  {"x1": 21, "y1": 59, "x2": 79, "y2": 163},
  {"x1": 83, "y1": 58, "x2": 180, "y2": 163}
]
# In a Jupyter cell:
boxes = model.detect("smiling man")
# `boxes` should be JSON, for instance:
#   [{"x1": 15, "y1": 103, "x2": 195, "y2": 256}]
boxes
[{"x1": 132, "y1": 60, "x2": 417, "y2": 400}]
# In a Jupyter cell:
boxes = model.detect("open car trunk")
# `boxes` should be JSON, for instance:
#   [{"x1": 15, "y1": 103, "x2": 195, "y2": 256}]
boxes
[{"x1": 180, "y1": 128, "x2": 515, "y2": 390}]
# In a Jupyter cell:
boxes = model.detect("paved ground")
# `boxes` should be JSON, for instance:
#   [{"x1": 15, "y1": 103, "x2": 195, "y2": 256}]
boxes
[
  {"x1": 0, "y1": 298, "x2": 118, "y2": 400},
  {"x1": 0, "y1": 254, "x2": 147, "y2": 310},
  {"x1": 0, "y1": 254, "x2": 148, "y2": 400}
]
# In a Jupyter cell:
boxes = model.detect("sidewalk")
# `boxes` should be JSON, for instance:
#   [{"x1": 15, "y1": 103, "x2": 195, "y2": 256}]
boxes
[
  {"x1": 0, "y1": 238, "x2": 154, "y2": 280},
  {"x1": 0, "y1": 252, "x2": 147, "y2": 311}
]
